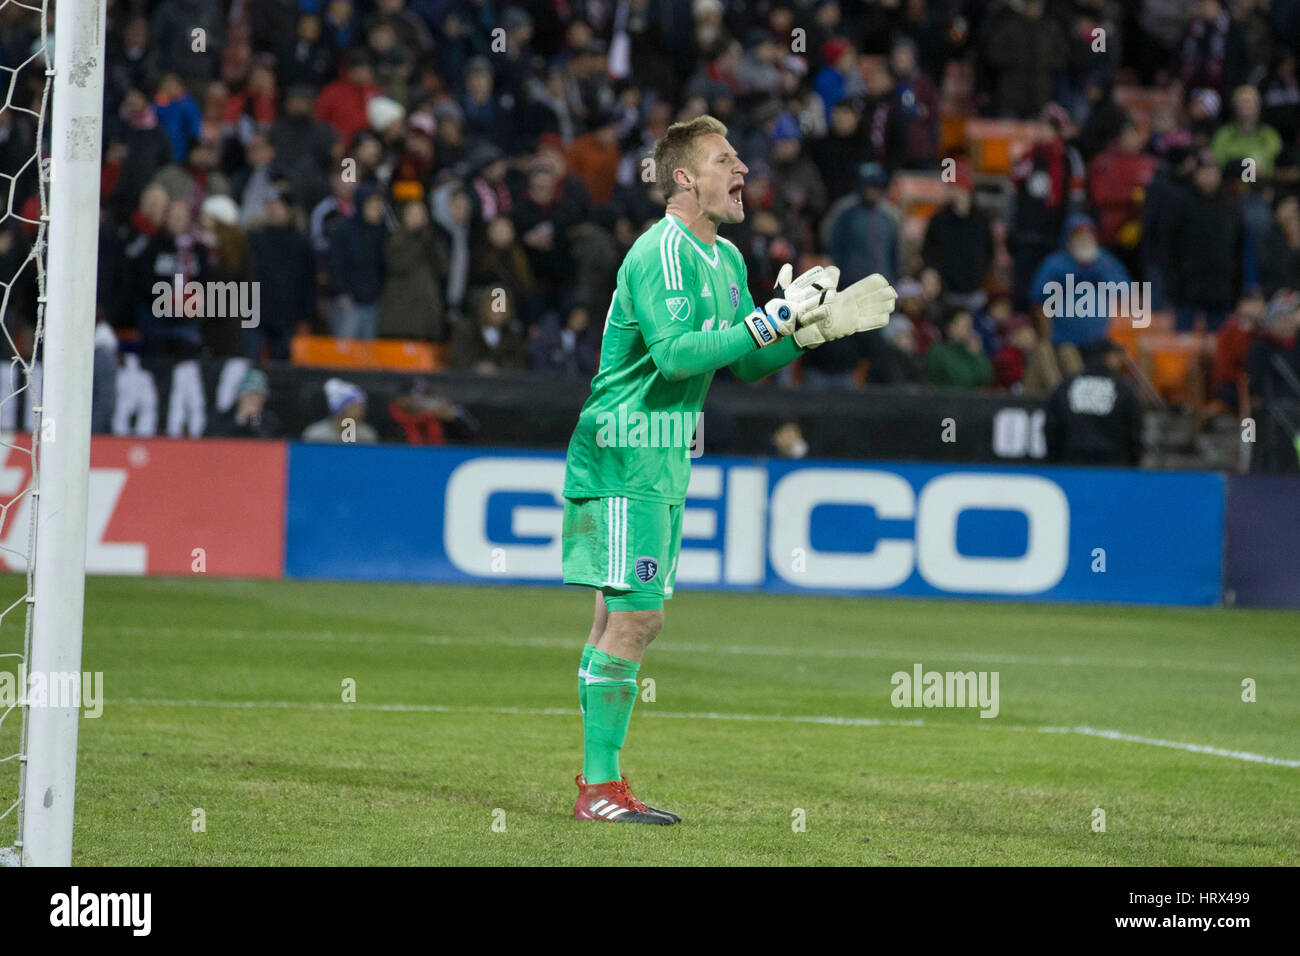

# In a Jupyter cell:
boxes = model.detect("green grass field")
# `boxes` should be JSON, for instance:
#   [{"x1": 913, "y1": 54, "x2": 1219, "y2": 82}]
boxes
[{"x1": 3, "y1": 575, "x2": 1297, "y2": 865}]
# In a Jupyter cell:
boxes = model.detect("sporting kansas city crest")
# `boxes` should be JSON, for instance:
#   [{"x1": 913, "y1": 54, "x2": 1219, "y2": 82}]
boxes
[
  {"x1": 729, "y1": 283, "x2": 740, "y2": 308},
  {"x1": 665, "y1": 296, "x2": 690, "y2": 321},
  {"x1": 635, "y1": 556, "x2": 659, "y2": 583}
]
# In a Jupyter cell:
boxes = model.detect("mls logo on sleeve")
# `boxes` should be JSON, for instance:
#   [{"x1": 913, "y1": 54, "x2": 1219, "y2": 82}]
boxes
[
  {"x1": 729, "y1": 283, "x2": 740, "y2": 308},
  {"x1": 665, "y1": 297, "x2": 691, "y2": 321},
  {"x1": 635, "y1": 556, "x2": 659, "y2": 583}
]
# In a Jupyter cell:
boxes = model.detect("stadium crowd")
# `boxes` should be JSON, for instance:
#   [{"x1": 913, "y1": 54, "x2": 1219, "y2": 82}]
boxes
[{"x1": 0, "y1": 0, "x2": 1298, "y2": 460}]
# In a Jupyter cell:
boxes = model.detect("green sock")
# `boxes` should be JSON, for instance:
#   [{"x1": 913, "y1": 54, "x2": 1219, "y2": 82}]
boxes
[
  {"x1": 578, "y1": 643, "x2": 596, "y2": 715},
  {"x1": 582, "y1": 649, "x2": 640, "y2": 785}
]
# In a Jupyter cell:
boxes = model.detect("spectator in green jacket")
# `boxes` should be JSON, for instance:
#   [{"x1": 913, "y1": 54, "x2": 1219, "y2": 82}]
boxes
[
  {"x1": 1211, "y1": 85, "x2": 1283, "y2": 179},
  {"x1": 926, "y1": 308, "x2": 993, "y2": 390}
]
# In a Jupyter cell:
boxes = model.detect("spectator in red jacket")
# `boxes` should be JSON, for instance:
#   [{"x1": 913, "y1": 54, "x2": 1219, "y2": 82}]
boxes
[
  {"x1": 223, "y1": 61, "x2": 278, "y2": 130},
  {"x1": 313, "y1": 49, "x2": 380, "y2": 147},
  {"x1": 1211, "y1": 290, "x2": 1266, "y2": 411},
  {"x1": 1008, "y1": 105, "x2": 1087, "y2": 310},
  {"x1": 993, "y1": 317, "x2": 1040, "y2": 392},
  {"x1": 388, "y1": 379, "x2": 475, "y2": 445},
  {"x1": 1087, "y1": 119, "x2": 1157, "y2": 277},
  {"x1": 566, "y1": 110, "x2": 621, "y2": 206}
]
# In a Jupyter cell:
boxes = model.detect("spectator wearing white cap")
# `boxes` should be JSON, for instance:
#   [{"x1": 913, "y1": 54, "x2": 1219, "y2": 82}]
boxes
[{"x1": 302, "y1": 377, "x2": 379, "y2": 443}]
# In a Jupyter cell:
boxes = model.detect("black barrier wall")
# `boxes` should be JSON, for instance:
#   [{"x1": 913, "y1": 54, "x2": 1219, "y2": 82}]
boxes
[{"x1": 146, "y1": 359, "x2": 1051, "y2": 464}]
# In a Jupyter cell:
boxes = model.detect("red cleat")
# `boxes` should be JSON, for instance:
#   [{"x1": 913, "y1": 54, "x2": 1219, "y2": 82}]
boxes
[{"x1": 573, "y1": 774, "x2": 680, "y2": 825}]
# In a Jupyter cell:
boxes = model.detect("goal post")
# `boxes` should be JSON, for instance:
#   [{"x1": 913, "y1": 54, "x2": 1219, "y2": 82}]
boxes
[{"x1": 15, "y1": 0, "x2": 106, "y2": 867}]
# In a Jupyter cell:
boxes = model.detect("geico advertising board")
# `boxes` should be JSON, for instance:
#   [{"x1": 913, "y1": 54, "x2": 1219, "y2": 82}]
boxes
[{"x1": 287, "y1": 445, "x2": 1224, "y2": 606}]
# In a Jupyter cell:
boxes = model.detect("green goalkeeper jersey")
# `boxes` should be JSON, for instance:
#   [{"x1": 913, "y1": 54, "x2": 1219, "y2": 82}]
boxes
[{"x1": 562, "y1": 213, "x2": 802, "y2": 504}]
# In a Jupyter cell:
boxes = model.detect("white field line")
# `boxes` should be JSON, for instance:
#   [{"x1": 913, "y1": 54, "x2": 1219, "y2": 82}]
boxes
[
  {"x1": 1031, "y1": 725, "x2": 1300, "y2": 767},
  {"x1": 90, "y1": 626, "x2": 1294, "y2": 676},
  {"x1": 115, "y1": 698, "x2": 1300, "y2": 768}
]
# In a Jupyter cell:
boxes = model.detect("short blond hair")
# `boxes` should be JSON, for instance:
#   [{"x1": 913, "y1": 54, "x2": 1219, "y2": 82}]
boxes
[{"x1": 653, "y1": 115, "x2": 728, "y2": 200}]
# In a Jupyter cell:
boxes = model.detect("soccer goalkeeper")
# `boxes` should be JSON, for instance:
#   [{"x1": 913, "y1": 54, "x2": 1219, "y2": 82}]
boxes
[{"x1": 562, "y1": 115, "x2": 897, "y2": 824}]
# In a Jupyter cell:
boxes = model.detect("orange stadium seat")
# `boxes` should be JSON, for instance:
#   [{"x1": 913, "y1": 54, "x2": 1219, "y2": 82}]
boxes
[
  {"x1": 1109, "y1": 306, "x2": 1208, "y2": 404},
  {"x1": 890, "y1": 172, "x2": 950, "y2": 213},
  {"x1": 1139, "y1": 332, "x2": 1209, "y2": 404},
  {"x1": 937, "y1": 61, "x2": 975, "y2": 155},
  {"x1": 1114, "y1": 86, "x2": 1178, "y2": 138},
  {"x1": 1108, "y1": 322, "x2": 1140, "y2": 362},
  {"x1": 965, "y1": 119, "x2": 1049, "y2": 175},
  {"x1": 290, "y1": 335, "x2": 447, "y2": 372},
  {"x1": 939, "y1": 113, "x2": 968, "y2": 156},
  {"x1": 891, "y1": 172, "x2": 952, "y2": 245},
  {"x1": 1108, "y1": 309, "x2": 1174, "y2": 360}
]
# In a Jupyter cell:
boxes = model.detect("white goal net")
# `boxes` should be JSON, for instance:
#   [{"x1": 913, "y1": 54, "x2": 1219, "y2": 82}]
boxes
[{"x1": 0, "y1": 0, "x2": 54, "y2": 867}]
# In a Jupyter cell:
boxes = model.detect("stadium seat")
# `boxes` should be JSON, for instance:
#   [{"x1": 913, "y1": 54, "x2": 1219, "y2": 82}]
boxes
[
  {"x1": 964, "y1": 119, "x2": 1049, "y2": 175},
  {"x1": 1109, "y1": 320, "x2": 1140, "y2": 361},
  {"x1": 891, "y1": 173, "x2": 950, "y2": 216},
  {"x1": 1114, "y1": 86, "x2": 1178, "y2": 138},
  {"x1": 1107, "y1": 310, "x2": 1204, "y2": 403},
  {"x1": 938, "y1": 60, "x2": 975, "y2": 155},
  {"x1": 891, "y1": 173, "x2": 952, "y2": 246},
  {"x1": 290, "y1": 335, "x2": 447, "y2": 372},
  {"x1": 1136, "y1": 332, "x2": 1212, "y2": 405},
  {"x1": 938, "y1": 113, "x2": 968, "y2": 156}
]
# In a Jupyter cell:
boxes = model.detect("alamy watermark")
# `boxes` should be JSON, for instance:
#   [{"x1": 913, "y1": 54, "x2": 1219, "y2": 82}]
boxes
[
  {"x1": 891, "y1": 663, "x2": 999, "y2": 718},
  {"x1": 594, "y1": 404, "x2": 703, "y2": 458},
  {"x1": 0, "y1": 666, "x2": 104, "y2": 718},
  {"x1": 50, "y1": 886, "x2": 150, "y2": 935},
  {"x1": 1042, "y1": 275, "x2": 1152, "y2": 329},
  {"x1": 152, "y1": 274, "x2": 260, "y2": 328}
]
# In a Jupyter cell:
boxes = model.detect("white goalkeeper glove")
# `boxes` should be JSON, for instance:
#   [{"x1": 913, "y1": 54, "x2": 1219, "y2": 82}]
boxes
[
  {"x1": 775, "y1": 263, "x2": 840, "y2": 318},
  {"x1": 790, "y1": 273, "x2": 898, "y2": 349},
  {"x1": 740, "y1": 263, "x2": 841, "y2": 348}
]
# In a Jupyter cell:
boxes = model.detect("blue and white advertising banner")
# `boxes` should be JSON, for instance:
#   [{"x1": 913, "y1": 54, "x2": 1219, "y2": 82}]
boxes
[{"x1": 286, "y1": 445, "x2": 1224, "y2": 606}]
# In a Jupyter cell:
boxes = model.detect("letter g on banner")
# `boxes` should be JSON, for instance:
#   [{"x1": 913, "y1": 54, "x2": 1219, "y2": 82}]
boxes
[{"x1": 444, "y1": 458, "x2": 565, "y2": 578}]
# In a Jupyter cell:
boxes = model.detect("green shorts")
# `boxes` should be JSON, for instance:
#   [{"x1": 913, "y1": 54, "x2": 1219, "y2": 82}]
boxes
[{"x1": 562, "y1": 496, "x2": 683, "y2": 611}]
